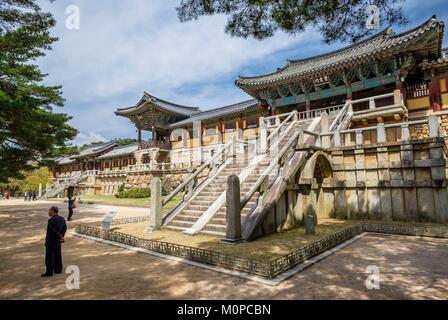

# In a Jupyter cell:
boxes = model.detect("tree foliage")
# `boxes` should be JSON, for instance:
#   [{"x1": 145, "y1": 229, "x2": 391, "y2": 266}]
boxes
[
  {"x1": 0, "y1": 0, "x2": 78, "y2": 183},
  {"x1": 177, "y1": 0, "x2": 408, "y2": 43},
  {"x1": 115, "y1": 138, "x2": 138, "y2": 146},
  {"x1": 0, "y1": 166, "x2": 53, "y2": 195}
]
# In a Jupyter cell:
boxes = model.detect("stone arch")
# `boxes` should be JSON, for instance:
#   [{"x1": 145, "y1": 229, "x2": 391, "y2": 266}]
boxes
[
  {"x1": 298, "y1": 151, "x2": 333, "y2": 223},
  {"x1": 299, "y1": 151, "x2": 333, "y2": 182}
]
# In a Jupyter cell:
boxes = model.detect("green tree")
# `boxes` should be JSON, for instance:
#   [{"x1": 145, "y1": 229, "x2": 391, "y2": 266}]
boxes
[
  {"x1": 0, "y1": 166, "x2": 53, "y2": 196},
  {"x1": 115, "y1": 138, "x2": 138, "y2": 146},
  {"x1": 177, "y1": 0, "x2": 408, "y2": 43},
  {"x1": 0, "y1": 0, "x2": 78, "y2": 183}
]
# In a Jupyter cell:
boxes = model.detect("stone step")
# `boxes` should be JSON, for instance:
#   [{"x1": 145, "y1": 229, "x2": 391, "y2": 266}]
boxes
[
  {"x1": 174, "y1": 215, "x2": 200, "y2": 222},
  {"x1": 189, "y1": 200, "x2": 215, "y2": 207},
  {"x1": 192, "y1": 196, "x2": 216, "y2": 202},
  {"x1": 199, "y1": 191, "x2": 223, "y2": 197},
  {"x1": 200, "y1": 229, "x2": 225, "y2": 237},
  {"x1": 169, "y1": 220, "x2": 194, "y2": 228},
  {"x1": 165, "y1": 225, "x2": 187, "y2": 232},
  {"x1": 187, "y1": 205, "x2": 212, "y2": 211},
  {"x1": 202, "y1": 223, "x2": 226, "y2": 232},
  {"x1": 181, "y1": 209, "x2": 205, "y2": 216}
]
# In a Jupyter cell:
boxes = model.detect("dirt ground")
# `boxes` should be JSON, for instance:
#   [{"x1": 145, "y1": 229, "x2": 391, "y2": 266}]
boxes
[
  {"x1": 115, "y1": 219, "x2": 358, "y2": 260},
  {"x1": 0, "y1": 198, "x2": 447, "y2": 300}
]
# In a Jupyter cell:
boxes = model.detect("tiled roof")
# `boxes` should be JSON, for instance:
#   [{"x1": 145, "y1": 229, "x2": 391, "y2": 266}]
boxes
[
  {"x1": 56, "y1": 157, "x2": 76, "y2": 165},
  {"x1": 420, "y1": 48, "x2": 448, "y2": 69},
  {"x1": 73, "y1": 141, "x2": 118, "y2": 159},
  {"x1": 115, "y1": 92, "x2": 201, "y2": 117},
  {"x1": 97, "y1": 144, "x2": 138, "y2": 160},
  {"x1": 236, "y1": 16, "x2": 444, "y2": 90},
  {"x1": 170, "y1": 99, "x2": 259, "y2": 128}
]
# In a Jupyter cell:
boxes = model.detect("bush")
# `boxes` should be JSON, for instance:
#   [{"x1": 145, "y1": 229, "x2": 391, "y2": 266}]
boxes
[{"x1": 115, "y1": 188, "x2": 150, "y2": 199}]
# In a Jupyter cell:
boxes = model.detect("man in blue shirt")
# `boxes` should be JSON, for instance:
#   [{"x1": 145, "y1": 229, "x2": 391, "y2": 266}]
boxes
[
  {"x1": 42, "y1": 206, "x2": 67, "y2": 277},
  {"x1": 68, "y1": 196, "x2": 76, "y2": 221}
]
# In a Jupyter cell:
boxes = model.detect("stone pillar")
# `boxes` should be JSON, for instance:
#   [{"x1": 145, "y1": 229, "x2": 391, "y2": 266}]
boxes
[
  {"x1": 377, "y1": 123, "x2": 386, "y2": 144},
  {"x1": 333, "y1": 130, "x2": 341, "y2": 147},
  {"x1": 393, "y1": 89, "x2": 403, "y2": 106},
  {"x1": 259, "y1": 117, "x2": 267, "y2": 154},
  {"x1": 38, "y1": 183, "x2": 42, "y2": 198},
  {"x1": 148, "y1": 177, "x2": 162, "y2": 231},
  {"x1": 401, "y1": 142, "x2": 418, "y2": 221},
  {"x1": 428, "y1": 115, "x2": 440, "y2": 138},
  {"x1": 222, "y1": 175, "x2": 242, "y2": 244},
  {"x1": 377, "y1": 146, "x2": 392, "y2": 220},
  {"x1": 305, "y1": 186, "x2": 317, "y2": 235},
  {"x1": 401, "y1": 124, "x2": 410, "y2": 141},
  {"x1": 356, "y1": 130, "x2": 364, "y2": 146},
  {"x1": 321, "y1": 112, "x2": 331, "y2": 148}
]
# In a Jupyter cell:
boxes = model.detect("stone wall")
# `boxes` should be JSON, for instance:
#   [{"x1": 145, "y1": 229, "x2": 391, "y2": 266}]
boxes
[
  {"x1": 246, "y1": 137, "x2": 448, "y2": 240},
  {"x1": 328, "y1": 138, "x2": 448, "y2": 223}
]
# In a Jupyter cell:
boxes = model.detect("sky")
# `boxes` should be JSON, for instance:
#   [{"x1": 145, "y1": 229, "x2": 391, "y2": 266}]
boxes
[{"x1": 36, "y1": 0, "x2": 448, "y2": 145}]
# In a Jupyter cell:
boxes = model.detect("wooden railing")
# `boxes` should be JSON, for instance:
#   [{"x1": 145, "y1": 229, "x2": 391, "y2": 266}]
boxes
[{"x1": 406, "y1": 82, "x2": 429, "y2": 99}]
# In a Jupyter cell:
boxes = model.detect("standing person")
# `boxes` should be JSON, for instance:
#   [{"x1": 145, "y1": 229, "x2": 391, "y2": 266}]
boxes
[
  {"x1": 24, "y1": 191, "x2": 28, "y2": 201},
  {"x1": 67, "y1": 196, "x2": 77, "y2": 221},
  {"x1": 32, "y1": 191, "x2": 37, "y2": 201},
  {"x1": 5, "y1": 191, "x2": 10, "y2": 199},
  {"x1": 42, "y1": 206, "x2": 67, "y2": 277}
]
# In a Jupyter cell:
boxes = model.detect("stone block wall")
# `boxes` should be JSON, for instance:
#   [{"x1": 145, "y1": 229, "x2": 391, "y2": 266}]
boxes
[{"x1": 328, "y1": 138, "x2": 448, "y2": 223}]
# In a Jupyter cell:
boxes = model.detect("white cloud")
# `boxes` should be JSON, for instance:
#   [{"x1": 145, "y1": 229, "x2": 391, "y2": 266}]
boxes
[
  {"x1": 74, "y1": 132, "x2": 107, "y2": 146},
  {"x1": 38, "y1": 0, "x2": 305, "y2": 104},
  {"x1": 35, "y1": 0, "x2": 443, "y2": 145}
]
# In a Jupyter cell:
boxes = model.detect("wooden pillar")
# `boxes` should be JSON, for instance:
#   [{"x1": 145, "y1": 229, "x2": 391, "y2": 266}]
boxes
[
  {"x1": 429, "y1": 73, "x2": 442, "y2": 112},
  {"x1": 346, "y1": 85, "x2": 353, "y2": 100},
  {"x1": 138, "y1": 128, "x2": 142, "y2": 144},
  {"x1": 396, "y1": 74, "x2": 408, "y2": 106},
  {"x1": 305, "y1": 93, "x2": 311, "y2": 115}
]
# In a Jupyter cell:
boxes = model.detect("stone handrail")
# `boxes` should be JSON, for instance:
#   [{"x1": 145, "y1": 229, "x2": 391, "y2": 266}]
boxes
[
  {"x1": 349, "y1": 90, "x2": 404, "y2": 112},
  {"x1": 320, "y1": 118, "x2": 437, "y2": 147},
  {"x1": 266, "y1": 110, "x2": 297, "y2": 145},
  {"x1": 240, "y1": 119, "x2": 322, "y2": 210},
  {"x1": 329, "y1": 101, "x2": 350, "y2": 132},
  {"x1": 162, "y1": 140, "x2": 235, "y2": 207},
  {"x1": 296, "y1": 103, "x2": 345, "y2": 120}
]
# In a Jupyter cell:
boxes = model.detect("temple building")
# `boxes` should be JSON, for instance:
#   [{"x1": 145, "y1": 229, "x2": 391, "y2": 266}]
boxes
[{"x1": 49, "y1": 17, "x2": 448, "y2": 236}]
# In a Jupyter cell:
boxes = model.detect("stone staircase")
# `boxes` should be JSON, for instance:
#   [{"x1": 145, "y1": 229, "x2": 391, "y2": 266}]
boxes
[
  {"x1": 41, "y1": 172, "x2": 89, "y2": 199},
  {"x1": 163, "y1": 110, "x2": 339, "y2": 237},
  {"x1": 199, "y1": 121, "x2": 309, "y2": 236},
  {"x1": 165, "y1": 162, "x2": 247, "y2": 234}
]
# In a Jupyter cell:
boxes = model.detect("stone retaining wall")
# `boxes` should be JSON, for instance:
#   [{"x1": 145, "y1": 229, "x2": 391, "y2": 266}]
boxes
[{"x1": 328, "y1": 138, "x2": 448, "y2": 223}]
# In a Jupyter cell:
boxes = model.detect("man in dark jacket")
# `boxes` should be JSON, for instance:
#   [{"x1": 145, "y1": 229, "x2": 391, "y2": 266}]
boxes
[{"x1": 42, "y1": 206, "x2": 67, "y2": 277}]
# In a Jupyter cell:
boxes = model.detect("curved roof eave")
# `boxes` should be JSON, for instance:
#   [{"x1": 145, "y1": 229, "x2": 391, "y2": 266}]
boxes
[
  {"x1": 236, "y1": 16, "x2": 444, "y2": 90},
  {"x1": 170, "y1": 99, "x2": 260, "y2": 128},
  {"x1": 115, "y1": 92, "x2": 201, "y2": 118}
]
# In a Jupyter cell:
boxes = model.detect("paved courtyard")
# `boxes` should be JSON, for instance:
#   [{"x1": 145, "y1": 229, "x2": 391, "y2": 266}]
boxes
[{"x1": 0, "y1": 199, "x2": 447, "y2": 300}]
